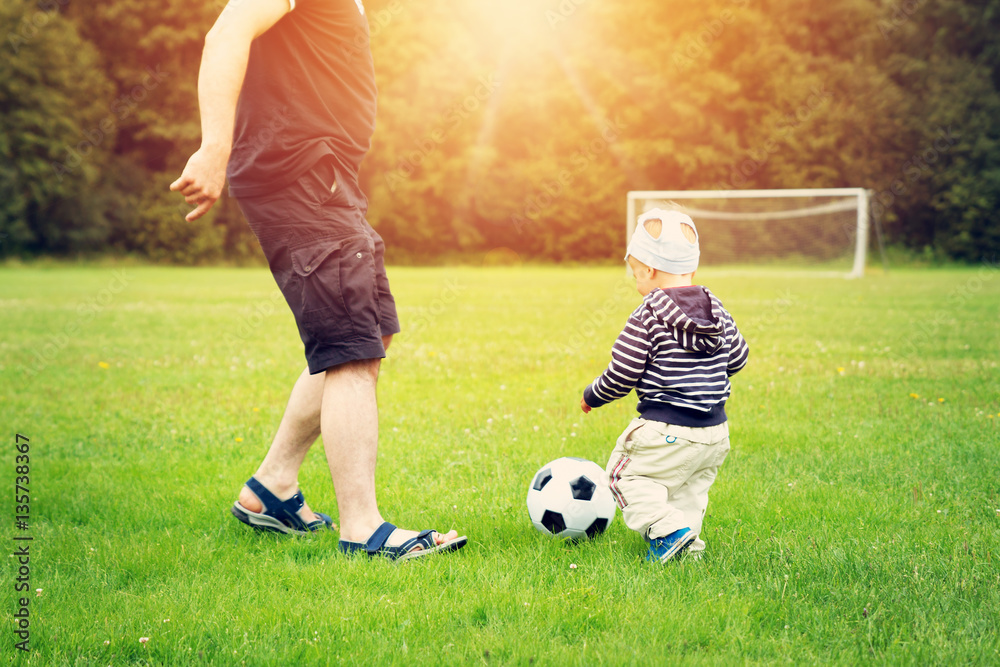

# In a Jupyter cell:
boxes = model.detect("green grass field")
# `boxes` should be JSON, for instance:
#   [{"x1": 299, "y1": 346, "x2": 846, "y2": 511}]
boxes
[{"x1": 2, "y1": 264, "x2": 999, "y2": 665}]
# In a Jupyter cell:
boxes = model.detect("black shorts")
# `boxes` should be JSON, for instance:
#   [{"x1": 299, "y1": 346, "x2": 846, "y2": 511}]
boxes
[{"x1": 235, "y1": 157, "x2": 400, "y2": 374}]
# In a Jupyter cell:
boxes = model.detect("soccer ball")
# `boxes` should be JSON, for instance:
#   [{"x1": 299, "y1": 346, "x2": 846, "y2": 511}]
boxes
[{"x1": 526, "y1": 457, "x2": 616, "y2": 540}]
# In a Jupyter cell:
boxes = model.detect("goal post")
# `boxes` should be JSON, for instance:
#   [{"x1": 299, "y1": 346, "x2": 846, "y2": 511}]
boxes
[{"x1": 626, "y1": 188, "x2": 872, "y2": 278}]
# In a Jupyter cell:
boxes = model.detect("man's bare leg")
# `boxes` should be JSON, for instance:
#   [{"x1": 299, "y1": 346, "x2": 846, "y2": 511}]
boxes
[
  {"x1": 237, "y1": 335, "x2": 456, "y2": 547},
  {"x1": 323, "y1": 337, "x2": 457, "y2": 548},
  {"x1": 319, "y1": 357, "x2": 382, "y2": 536},
  {"x1": 237, "y1": 366, "x2": 324, "y2": 520},
  {"x1": 238, "y1": 337, "x2": 394, "y2": 516}
]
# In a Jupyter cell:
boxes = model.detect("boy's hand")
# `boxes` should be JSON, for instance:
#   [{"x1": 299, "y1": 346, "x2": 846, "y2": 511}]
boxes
[{"x1": 580, "y1": 398, "x2": 591, "y2": 414}]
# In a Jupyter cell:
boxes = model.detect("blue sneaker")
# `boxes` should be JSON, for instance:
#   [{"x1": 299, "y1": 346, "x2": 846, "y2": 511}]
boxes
[{"x1": 647, "y1": 528, "x2": 697, "y2": 563}]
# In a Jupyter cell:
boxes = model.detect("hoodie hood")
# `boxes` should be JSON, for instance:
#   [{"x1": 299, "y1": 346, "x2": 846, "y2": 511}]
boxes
[{"x1": 645, "y1": 286, "x2": 726, "y2": 354}]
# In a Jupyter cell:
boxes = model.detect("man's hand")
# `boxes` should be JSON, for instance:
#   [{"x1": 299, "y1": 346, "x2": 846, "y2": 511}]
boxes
[
  {"x1": 171, "y1": 0, "x2": 291, "y2": 221},
  {"x1": 170, "y1": 145, "x2": 229, "y2": 222},
  {"x1": 580, "y1": 398, "x2": 591, "y2": 414}
]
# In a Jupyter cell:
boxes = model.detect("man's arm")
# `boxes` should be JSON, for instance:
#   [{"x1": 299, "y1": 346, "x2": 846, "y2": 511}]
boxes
[{"x1": 170, "y1": 0, "x2": 293, "y2": 222}]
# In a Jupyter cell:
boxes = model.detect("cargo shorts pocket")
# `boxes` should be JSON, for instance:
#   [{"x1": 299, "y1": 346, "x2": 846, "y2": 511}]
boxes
[{"x1": 290, "y1": 234, "x2": 380, "y2": 342}]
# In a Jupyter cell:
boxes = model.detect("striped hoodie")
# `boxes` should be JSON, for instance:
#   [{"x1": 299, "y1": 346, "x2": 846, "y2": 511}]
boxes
[{"x1": 583, "y1": 286, "x2": 749, "y2": 427}]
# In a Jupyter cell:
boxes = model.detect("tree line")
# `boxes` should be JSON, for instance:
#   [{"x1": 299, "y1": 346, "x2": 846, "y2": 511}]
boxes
[{"x1": 1, "y1": 0, "x2": 998, "y2": 264}]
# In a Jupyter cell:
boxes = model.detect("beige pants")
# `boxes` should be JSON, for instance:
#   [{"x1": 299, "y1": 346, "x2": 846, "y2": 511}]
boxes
[{"x1": 606, "y1": 418, "x2": 730, "y2": 550}]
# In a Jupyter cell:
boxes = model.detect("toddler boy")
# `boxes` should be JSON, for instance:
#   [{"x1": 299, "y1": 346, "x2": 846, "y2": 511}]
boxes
[{"x1": 581, "y1": 208, "x2": 749, "y2": 562}]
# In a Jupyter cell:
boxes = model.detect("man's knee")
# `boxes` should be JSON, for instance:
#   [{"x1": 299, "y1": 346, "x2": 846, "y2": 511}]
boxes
[{"x1": 326, "y1": 357, "x2": 380, "y2": 383}]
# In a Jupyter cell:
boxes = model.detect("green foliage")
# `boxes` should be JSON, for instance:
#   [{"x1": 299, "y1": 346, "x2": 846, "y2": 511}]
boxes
[
  {"x1": 1, "y1": 265, "x2": 999, "y2": 662},
  {"x1": 126, "y1": 172, "x2": 228, "y2": 264},
  {"x1": 0, "y1": 0, "x2": 114, "y2": 254},
  {"x1": 363, "y1": 0, "x2": 1000, "y2": 263},
  {"x1": 3, "y1": 0, "x2": 999, "y2": 262},
  {"x1": 63, "y1": 0, "x2": 260, "y2": 264},
  {"x1": 872, "y1": 0, "x2": 1000, "y2": 262}
]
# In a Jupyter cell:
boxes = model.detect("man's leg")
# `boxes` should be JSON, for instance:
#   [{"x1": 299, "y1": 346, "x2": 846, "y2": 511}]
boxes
[
  {"x1": 324, "y1": 337, "x2": 457, "y2": 547},
  {"x1": 319, "y1": 357, "x2": 381, "y2": 536},
  {"x1": 237, "y1": 366, "x2": 324, "y2": 520},
  {"x1": 237, "y1": 336, "x2": 454, "y2": 547},
  {"x1": 237, "y1": 336, "x2": 395, "y2": 519}
]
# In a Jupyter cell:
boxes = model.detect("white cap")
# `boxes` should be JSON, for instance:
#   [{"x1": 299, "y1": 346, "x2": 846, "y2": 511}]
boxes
[{"x1": 625, "y1": 208, "x2": 700, "y2": 274}]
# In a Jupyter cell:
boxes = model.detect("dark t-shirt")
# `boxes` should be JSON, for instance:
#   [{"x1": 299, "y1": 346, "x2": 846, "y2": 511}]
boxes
[{"x1": 227, "y1": 0, "x2": 376, "y2": 209}]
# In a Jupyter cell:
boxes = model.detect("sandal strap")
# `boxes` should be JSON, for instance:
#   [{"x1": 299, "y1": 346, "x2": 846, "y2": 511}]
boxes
[
  {"x1": 339, "y1": 525, "x2": 442, "y2": 560},
  {"x1": 365, "y1": 522, "x2": 398, "y2": 555},
  {"x1": 245, "y1": 477, "x2": 308, "y2": 532},
  {"x1": 395, "y1": 530, "x2": 435, "y2": 554},
  {"x1": 307, "y1": 513, "x2": 333, "y2": 531}
]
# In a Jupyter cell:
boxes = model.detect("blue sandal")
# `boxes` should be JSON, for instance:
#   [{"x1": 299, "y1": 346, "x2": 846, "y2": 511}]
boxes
[
  {"x1": 339, "y1": 522, "x2": 468, "y2": 561},
  {"x1": 231, "y1": 477, "x2": 333, "y2": 535}
]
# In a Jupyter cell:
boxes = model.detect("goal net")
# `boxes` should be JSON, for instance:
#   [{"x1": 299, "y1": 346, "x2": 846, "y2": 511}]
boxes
[{"x1": 626, "y1": 188, "x2": 872, "y2": 277}]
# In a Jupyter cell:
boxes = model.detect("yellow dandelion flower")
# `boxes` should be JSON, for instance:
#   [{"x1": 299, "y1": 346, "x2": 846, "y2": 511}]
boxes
[
  {"x1": 909, "y1": 393, "x2": 920, "y2": 399},
  {"x1": 98, "y1": 361, "x2": 110, "y2": 369},
  {"x1": 837, "y1": 367, "x2": 845, "y2": 374},
  {"x1": 235, "y1": 437, "x2": 244, "y2": 443},
  {"x1": 937, "y1": 398, "x2": 945, "y2": 403},
  {"x1": 252, "y1": 407, "x2": 260, "y2": 412}
]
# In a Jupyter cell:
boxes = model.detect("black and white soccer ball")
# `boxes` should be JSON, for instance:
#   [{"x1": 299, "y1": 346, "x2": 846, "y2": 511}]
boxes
[{"x1": 526, "y1": 457, "x2": 616, "y2": 540}]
